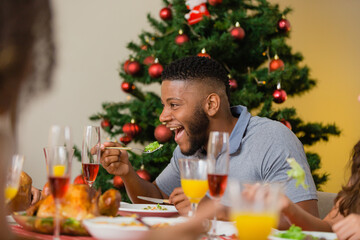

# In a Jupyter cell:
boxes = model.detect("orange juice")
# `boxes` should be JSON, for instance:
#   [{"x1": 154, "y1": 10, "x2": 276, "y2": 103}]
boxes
[
  {"x1": 231, "y1": 212, "x2": 278, "y2": 240},
  {"x1": 5, "y1": 186, "x2": 18, "y2": 203},
  {"x1": 181, "y1": 179, "x2": 208, "y2": 203}
]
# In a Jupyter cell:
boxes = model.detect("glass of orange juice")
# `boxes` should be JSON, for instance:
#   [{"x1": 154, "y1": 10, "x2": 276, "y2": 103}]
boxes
[
  {"x1": 179, "y1": 158, "x2": 208, "y2": 217},
  {"x1": 5, "y1": 154, "x2": 24, "y2": 203},
  {"x1": 228, "y1": 181, "x2": 282, "y2": 240}
]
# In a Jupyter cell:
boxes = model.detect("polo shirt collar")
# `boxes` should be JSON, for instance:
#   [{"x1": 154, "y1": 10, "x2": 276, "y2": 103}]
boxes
[{"x1": 229, "y1": 105, "x2": 251, "y2": 155}]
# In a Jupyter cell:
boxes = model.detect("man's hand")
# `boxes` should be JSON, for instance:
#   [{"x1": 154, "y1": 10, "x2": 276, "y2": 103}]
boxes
[
  {"x1": 332, "y1": 214, "x2": 360, "y2": 240},
  {"x1": 169, "y1": 187, "x2": 191, "y2": 216},
  {"x1": 100, "y1": 142, "x2": 131, "y2": 176},
  {"x1": 31, "y1": 186, "x2": 41, "y2": 205}
]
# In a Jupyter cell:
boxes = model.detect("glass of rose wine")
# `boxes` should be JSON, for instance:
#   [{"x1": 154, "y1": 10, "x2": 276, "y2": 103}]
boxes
[
  {"x1": 207, "y1": 131, "x2": 229, "y2": 239},
  {"x1": 179, "y1": 158, "x2": 208, "y2": 217},
  {"x1": 81, "y1": 126, "x2": 100, "y2": 188},
  {"x1": 44, "y1": 146, "x2": 73, "y2": 240},
  {"x1": 5, "y1": 154, "x2": 24, "y2": 203},
  {"x1": 228, "y1": 181, "x2": 282, "y2": 240}
]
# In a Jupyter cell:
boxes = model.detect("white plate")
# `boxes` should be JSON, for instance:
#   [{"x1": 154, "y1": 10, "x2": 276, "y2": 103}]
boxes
[
  {"x1": 83, "y1": 216, "x2": 187, "y2": 240},
  {"x1": 118, "y1": 202, "x2": 178, "y2": 217},
  {"x1": 269, "y1": 230, "x2": 337, "y2": 240}
]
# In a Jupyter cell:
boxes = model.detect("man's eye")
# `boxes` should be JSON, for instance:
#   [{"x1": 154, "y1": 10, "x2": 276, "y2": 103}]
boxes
[{"x1": 170, "y1": 103, "x2": 178, "y2": 108}]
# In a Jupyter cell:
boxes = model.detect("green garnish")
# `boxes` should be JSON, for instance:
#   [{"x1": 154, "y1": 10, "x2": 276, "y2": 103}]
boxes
[
  {"x1": 276, "y1": 225, "x2": 306, "y2": 240},
  {"x1": 286, "y1": 158, "x2": 309, "y2": 190},
  {"x1": 144, "y1": 141, "x2": 161, "y2": 152},
  {"x1": 143, "y1": 203, "x2": 168, "y2": 211}
]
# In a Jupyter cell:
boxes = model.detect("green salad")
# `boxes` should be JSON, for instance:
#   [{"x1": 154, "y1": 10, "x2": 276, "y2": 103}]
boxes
[
  {"x1": 286, "y1": 158, "x2": 309, "y2": 190},
  {"x1": 144, "y1": 141, "x2": 161, "y2": 152},
  {"x1": 143, "y1": 203, "x2": 168, "y2": 211},
  {"x1": 275, "y1": 225, "x2": 330, "y2": 240}
]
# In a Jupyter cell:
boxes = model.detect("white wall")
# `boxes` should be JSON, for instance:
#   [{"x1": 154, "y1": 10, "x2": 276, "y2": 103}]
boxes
[{"x1": 17, "y1": 0, "x2": 163, "y2": 188}]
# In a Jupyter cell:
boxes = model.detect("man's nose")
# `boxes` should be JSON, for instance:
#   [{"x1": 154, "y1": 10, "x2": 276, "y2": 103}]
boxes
[{"x1": 159, "y1": 108, "x2": 171, "y2": 123}]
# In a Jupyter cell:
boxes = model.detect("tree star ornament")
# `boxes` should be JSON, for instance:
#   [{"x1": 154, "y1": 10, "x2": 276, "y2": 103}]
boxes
[{"x1": 286, "y1": 158, "x2": 309, "y2": 190}]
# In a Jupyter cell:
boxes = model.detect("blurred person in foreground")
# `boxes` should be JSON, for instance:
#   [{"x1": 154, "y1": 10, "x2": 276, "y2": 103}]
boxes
[
  {"x1": 278, "y1": 140, "x2": 360, "y2": 239},
  {"x1": 100, "y1": 56, "x2": 319, "y2": 229},
  {"x1": 0, "y1": 0, "x2": 55, "y2": 238}
]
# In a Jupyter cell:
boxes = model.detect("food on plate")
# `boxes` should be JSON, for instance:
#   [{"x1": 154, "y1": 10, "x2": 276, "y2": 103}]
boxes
[
  {"x1": 144, "y1": 141, "x2": 161, "y2": 152},
  {"x1": 275, "y1": 225, "x2": 330, "y2": 240},
  {"x1": 143, "y1": 203, "x2": 168, "y2": 211},
  {"x1": 15, "y1": 184, "x2": 121, "y2": 235},
  {"x1": 7, "y1": 171, "x2": 32, "y2": 212},
  {"x1": 286, "y1": 158, "x2": 309, "y2": 189}
]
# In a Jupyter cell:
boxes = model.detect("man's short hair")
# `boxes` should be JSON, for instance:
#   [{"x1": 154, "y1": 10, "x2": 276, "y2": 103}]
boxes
[{"x1": 161, "y1": 56, "x2": 230, "y2": 101}]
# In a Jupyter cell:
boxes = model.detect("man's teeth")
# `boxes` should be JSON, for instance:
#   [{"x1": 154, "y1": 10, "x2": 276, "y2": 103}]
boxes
[{"x1": 170, "y1": 126, "x2": 181, "y2": 131}]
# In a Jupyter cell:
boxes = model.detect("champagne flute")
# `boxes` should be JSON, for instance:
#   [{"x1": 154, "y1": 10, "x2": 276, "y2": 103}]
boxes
[
  {"x1": 5, "y1": 154, "x2": 25, "y2": 203},
  {"x1": 228, "y1": 181, "x2": 282, "y2": 240},
  {"x1": 207, "y1": 131, "x2": 229, "y2": 239},
  {"x1": 44, "y1": 146, "x2": 73, "y2": 240},
  {"x1": 81, "y1": 126, "x2": 100, "y2": 187},
  {"x1": 179, "y1": 158, "x2": 208, "y2": 217}
]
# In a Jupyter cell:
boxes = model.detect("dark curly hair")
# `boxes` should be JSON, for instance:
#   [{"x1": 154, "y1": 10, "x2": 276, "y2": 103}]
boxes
[
  {"x1": 335, "y1": 140, "x2": 360, "y2": 216},
  {"x1": 161, "y1": 56, "x2": 230, "y2": 103}
]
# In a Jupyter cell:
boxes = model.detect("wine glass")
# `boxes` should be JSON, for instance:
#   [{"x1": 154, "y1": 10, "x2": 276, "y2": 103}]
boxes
[
  {"x1": 48, "y1": 125, "x2": 72, "y2": 149},
  {"x1": 44, "y1": 146, "x2": 73, "y2": 240},
  {"x1": 207, "y1": 131, "x2": 229, "y2": 239},
  {"x1": 81, "y1": 126, "x2": 101, "y2": 187},
  {"x1": 228, "y1": 181, "x2": 282, "y2": 240},
  {"x1": 179, "y1": 158, "x2": 208, "y2": 217},
  {"x1": 5, "y1": 154, "x2": 25, "y2": 203}
]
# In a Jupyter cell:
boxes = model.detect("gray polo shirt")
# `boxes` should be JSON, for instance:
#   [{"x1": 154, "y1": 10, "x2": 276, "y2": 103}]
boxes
[{"x1": 155, "y1": 105, "x2": 318, "y2": 204}]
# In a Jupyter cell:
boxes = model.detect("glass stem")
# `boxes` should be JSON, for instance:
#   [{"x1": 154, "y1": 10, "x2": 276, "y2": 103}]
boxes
[
  {"x1": 188, "y1": 202, "x2": 197, "y2": 217},
  {"x1": 54, "y1": 199, "x2": 60, "y2": 240}
]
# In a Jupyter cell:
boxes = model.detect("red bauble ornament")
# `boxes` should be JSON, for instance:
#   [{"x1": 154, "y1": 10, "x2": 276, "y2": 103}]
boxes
[
  {"x1": 208, "y1": 0, "x2": 222, "y2": 6},
  {"x1": 229, "y1": 78, "x2": 238, "y2": 91},
  {"x1": 269, "y1": 55, "x2": 284, "y2": 72},
  {"x1": 154, "y1": 124, "x2": 173, "y2": 143},
  {"x1": 121, "y1": 81, "x2": 135, "y2": 93},
  {"x1": 159, "y1": 7, "x2": 172, "y2": 21},
  {"x1": 127, "y1": 60, "x2": 141, "y2": 76},
  {"x1": 123, "y1": 60, "x2": 130, "y2": 74},
  {"x1": 119, "y1": 135, "x2": 132, "y2": 145},
  {"x1": 277, "y1": 18, "x2": 291, "y2": 33},
  {"x1": 175, "y1": 30, "x2": 189, "y2": 46},
  {"x1": 273, "y1": 89, "x2": 287, "y2": 103},
  {"x1": 113, "y1": 176, "x2": 124, "y2": 188},
  {"x1": 197, "y1": 48, "x2": 210, "y2": 58},
  {"x1": 148, "y1": 61, "x2": 163, "y2": 78},
  {"x1": 230, "y1": 22, "x2": 245, "y2": 40},
  {"x1": 101, "y1": 119, "x2": 112, "y2": 131},
  {"x1": 136, "y1": 165, "x2": 151, "y2": 182},
  {"x1": 141, "y1": 45, "x2": 148, "y2": 50},
  {"x1": 280, "y1": 119, "x2": 292, "y2": 130},
  {"x1": 122, "y1": 122, "x2": 141, "y2": 137},
  {"x1": 143, "y1": 56, "x2": 155, "y2": 66},
  {"x1": 73, "y1": 174, "x2": 85, "y2": 185}
]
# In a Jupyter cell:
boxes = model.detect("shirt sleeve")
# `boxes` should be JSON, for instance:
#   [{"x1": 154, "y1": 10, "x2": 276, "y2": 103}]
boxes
[
  {"x1": 260, "y1": 121, "x2": 318, "y2": 203},
  {"x1": 155, "y1": 146, "x2": 182, "y2": 196}
]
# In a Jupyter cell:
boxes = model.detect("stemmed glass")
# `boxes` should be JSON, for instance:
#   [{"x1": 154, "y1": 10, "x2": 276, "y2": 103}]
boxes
[
  {"x1": 44, "y1": 146, "x2": 73, "y2": 240},
  {"x1": 45, "y1": 125, "x2": 73, "y2": 240},
  {"x1": 81, "y1": 126, "x2": 101, "y2": 188},
  {"x1": 207, "y1": 131, "x2": 230, "y2": 239},
  {"x1": 228, "y1": 181, "x2": 282, "y2": 240},
  {"x1": 5, "y1": 154, "x2": 25, "y2": 203},
  {"x1": 179, "y1": 158, "x2": 208, "y2": 217}
]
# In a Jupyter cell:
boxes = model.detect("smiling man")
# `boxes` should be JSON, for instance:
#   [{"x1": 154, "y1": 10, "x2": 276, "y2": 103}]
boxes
[{"x1": 100, "y1": 56, "x2": 319, "y2": 229}]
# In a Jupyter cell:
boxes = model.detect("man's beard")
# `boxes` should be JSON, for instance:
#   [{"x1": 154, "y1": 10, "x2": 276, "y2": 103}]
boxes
[{"x1": 181, "y1": 106, "x2": 209, "y2": 156}]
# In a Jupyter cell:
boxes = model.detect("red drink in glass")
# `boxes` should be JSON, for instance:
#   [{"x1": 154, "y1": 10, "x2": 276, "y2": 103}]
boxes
[
  {"x1": 49, "y1": 176, "x2": 70, "y2": 199},
  {"x1": 207, "y1": 174, "x2": 228, "y2": 198},
  {"x1": 82, "y1": 163, "x2": 99, "y2": 183}
]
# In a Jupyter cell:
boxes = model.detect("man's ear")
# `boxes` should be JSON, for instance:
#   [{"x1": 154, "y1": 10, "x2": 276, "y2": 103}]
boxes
[{"x1": 204, "y1": 93, "x2": 220, "y2": 117}]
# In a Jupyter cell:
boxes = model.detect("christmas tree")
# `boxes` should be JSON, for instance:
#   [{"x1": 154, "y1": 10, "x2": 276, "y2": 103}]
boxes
[{"x1": 86, "y1": 0, "x2": 340, "y2": 200}]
